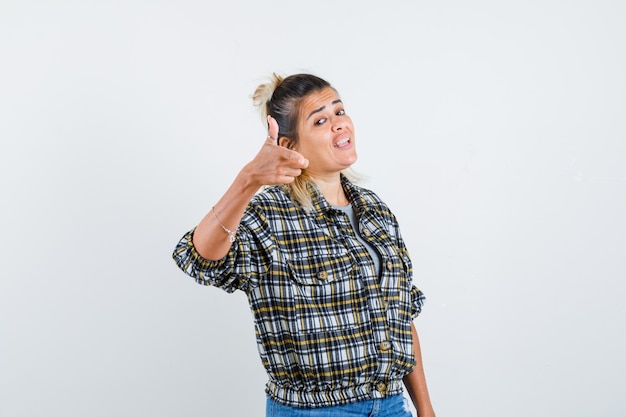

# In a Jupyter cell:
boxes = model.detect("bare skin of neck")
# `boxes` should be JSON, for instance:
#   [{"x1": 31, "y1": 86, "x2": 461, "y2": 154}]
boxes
[{"x1": 311, "y1": 174, "x2": 349, "y2": 206}]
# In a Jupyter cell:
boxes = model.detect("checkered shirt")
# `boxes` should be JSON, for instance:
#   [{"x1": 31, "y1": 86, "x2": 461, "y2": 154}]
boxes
[{"x1": 172, "y1": 175, "x2": 426, "y2": 408}]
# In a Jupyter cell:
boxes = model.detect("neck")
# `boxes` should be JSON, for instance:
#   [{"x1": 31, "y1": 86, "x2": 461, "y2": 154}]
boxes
[{"x1": 311, "y1": 174, "x2": 348, "y2": 206}]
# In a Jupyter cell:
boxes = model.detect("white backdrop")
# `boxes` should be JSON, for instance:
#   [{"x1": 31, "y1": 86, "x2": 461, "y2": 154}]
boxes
[{"x1": 1, "y1": 1, "x2": 625, "y2": 416}]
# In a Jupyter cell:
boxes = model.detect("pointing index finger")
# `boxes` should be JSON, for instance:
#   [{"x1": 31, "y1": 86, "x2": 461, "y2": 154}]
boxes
[{"x1": 288, "y1": 149, "x2": 309, "y2": 168}]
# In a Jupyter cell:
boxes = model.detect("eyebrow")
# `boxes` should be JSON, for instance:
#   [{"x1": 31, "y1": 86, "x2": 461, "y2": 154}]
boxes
[{"x1": 306, "y1": 99, "x2": 343, "y2": 121}]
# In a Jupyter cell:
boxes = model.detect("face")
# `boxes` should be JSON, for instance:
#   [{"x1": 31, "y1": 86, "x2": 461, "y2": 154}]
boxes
[{"x1": 291, "y1": 87, "x2": 357, "y2": 177}]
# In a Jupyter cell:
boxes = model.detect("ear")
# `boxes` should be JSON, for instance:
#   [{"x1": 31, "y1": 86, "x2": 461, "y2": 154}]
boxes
[{"x1": 278, "y1": 136, "x2": 295, "y2": 149}]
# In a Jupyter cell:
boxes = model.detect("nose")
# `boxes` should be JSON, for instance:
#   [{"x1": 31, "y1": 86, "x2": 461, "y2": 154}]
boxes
[{"x1": 331, "y1": 115, "x2": 346, "y2": 132}]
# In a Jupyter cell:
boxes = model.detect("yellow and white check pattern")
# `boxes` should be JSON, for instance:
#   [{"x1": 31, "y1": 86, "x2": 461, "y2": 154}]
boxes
[{"x1": 172, "y1": 175, "x2": 426, "y2": 408}]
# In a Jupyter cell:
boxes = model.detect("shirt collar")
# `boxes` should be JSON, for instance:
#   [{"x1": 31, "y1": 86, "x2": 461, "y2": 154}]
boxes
[{"x1": 309, "y1": 174, "x2": 369, "y2": 220}]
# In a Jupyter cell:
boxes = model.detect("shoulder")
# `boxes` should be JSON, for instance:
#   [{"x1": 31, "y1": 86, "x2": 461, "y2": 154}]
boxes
[
  {"x1": 249, "y1": 185, "x2": 292, "y2": 206},
  {"x1": 351, "y1": 183, "x2": 384, "y2": 202},
  {"x1": 344, "y1": 180, "x2": 402, "y2": 230},
  {"x1": 243, "y1": 186, "x2": 313, "y2": 235},
  {"x1": 246, "y1": 185, "x2": 300, "y2": 221},
  {"x1": 345, "y1": 180, "x2": 390, "y2": 211}
]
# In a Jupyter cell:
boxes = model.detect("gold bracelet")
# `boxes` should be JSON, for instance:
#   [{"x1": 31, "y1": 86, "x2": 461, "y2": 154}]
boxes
[{"x1": 212, "y1": 206, "x2": 237, "y2": 243}]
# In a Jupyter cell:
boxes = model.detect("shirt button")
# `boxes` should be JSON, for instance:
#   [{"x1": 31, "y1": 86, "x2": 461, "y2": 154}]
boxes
[
  {"x1": 375, "y1": 382, "x2": 387, "y2": 392},
  {"x1": 380, "y1": 340, "x2": 392, "y2": 352},
  {"x1": 317, "y1": 270, "x2": 328, "y2": 280},
  {"x1": 362, "y1": 228, "x2": 371, "y2": 237},
  {"x1": 385, "y1": 260, "x2": 394, "y2": 271}
]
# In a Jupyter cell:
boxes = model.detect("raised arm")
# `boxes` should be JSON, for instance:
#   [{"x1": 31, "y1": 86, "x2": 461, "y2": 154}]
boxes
[{"x1": 192, "y1": 116, "x2": 309, "y2": 260}]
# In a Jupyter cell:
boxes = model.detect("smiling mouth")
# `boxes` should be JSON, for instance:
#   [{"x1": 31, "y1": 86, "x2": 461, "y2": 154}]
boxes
[{"x1": 334, "y1": 137, "x2": 351, "y2": 147}]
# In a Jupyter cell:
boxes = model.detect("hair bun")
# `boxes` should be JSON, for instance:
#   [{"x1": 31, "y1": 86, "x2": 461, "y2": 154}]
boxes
[{"x1": 252, "y1": 73, "x2": 283, "y2": 123}]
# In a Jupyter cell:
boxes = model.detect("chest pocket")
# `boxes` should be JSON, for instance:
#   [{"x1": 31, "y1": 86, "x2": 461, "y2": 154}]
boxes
[
  {"x1": 287, "y1": 247, "x2": 353, "y2": 285},
  {"x1": 286, "y1": 248, "x2": 368, "y2": 334}
]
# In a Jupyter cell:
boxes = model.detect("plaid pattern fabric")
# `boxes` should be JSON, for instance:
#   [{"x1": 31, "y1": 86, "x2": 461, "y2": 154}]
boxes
[{"x1": 172, "y1": 175, "x2": 426, "y2": 408}]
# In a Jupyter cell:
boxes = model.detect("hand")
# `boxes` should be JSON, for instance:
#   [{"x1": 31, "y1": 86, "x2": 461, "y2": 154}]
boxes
[{"x1": 240, "y1": 116, "x2": 309, "y2": 187}]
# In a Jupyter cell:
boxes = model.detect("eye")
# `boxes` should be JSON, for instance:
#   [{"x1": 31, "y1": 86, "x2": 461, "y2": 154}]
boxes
[{"x1": 313, "y1": 108, "x2": 345, "y2": 126}]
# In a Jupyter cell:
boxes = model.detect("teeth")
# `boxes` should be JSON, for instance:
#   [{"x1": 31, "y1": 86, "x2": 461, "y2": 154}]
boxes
[{"x1": 335, "y1": 138, "x2": 350, "y2": 147}]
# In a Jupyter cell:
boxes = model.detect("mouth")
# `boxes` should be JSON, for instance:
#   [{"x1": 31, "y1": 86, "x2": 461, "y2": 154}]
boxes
[{"x1": 334, "y1": 137, "x2": 351, "y2": 148}]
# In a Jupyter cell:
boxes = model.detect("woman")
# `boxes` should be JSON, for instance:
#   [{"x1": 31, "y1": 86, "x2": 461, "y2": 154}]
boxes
[{"x1": 172, "y1": 73, "x2": 435, "y2": 417}]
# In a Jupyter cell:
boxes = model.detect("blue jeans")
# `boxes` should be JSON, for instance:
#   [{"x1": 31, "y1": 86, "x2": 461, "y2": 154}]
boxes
[{"x1": 266, "y1": 394, "x2": 413, "y2": 417}]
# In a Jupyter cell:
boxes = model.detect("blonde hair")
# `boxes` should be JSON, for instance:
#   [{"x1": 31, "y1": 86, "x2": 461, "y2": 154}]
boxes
[
  {"x1": 251, "y1": 73, "x2": 335, "y2": 211},
  {"x1": 251, "y1": 73, "x2": 282, "y2": 124}
]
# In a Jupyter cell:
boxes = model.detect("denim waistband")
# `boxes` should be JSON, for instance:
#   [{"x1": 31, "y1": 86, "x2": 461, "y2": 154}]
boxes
[{"x1": 266, "y1": 393, "x2": 413, "y2": 417}]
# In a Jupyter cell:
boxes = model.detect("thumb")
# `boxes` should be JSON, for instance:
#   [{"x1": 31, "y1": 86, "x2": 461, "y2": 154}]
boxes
[{"x1": 267, "y1": 115, "x2": 279, "y2": 143}]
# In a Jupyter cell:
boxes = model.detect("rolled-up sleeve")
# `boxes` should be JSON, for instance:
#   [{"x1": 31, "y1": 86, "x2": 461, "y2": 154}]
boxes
[
  {"x1": 390, "y1": 212, "x2": 426, "y2": 319},
  {"x1": 172, "y1": 204, "x2": 274, "y2": 293},
  {"x1": 409, "y1": 286, "x2": 426, "y2": 319},
  {"x1": 171, "y1": 228, "x2": 245, "y2": 292}
]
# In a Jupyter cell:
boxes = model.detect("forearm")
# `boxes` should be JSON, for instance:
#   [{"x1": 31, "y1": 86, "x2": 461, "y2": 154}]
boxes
[
  {"x1": 403, "y1": 322, "x2": 435, "y2": 417},
  {"x1": 192, "y1": 117, "x2": 308, "y2": 261},
  {"x1": 192, "y1": 170, "x2": 259, "y2": 260}
]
